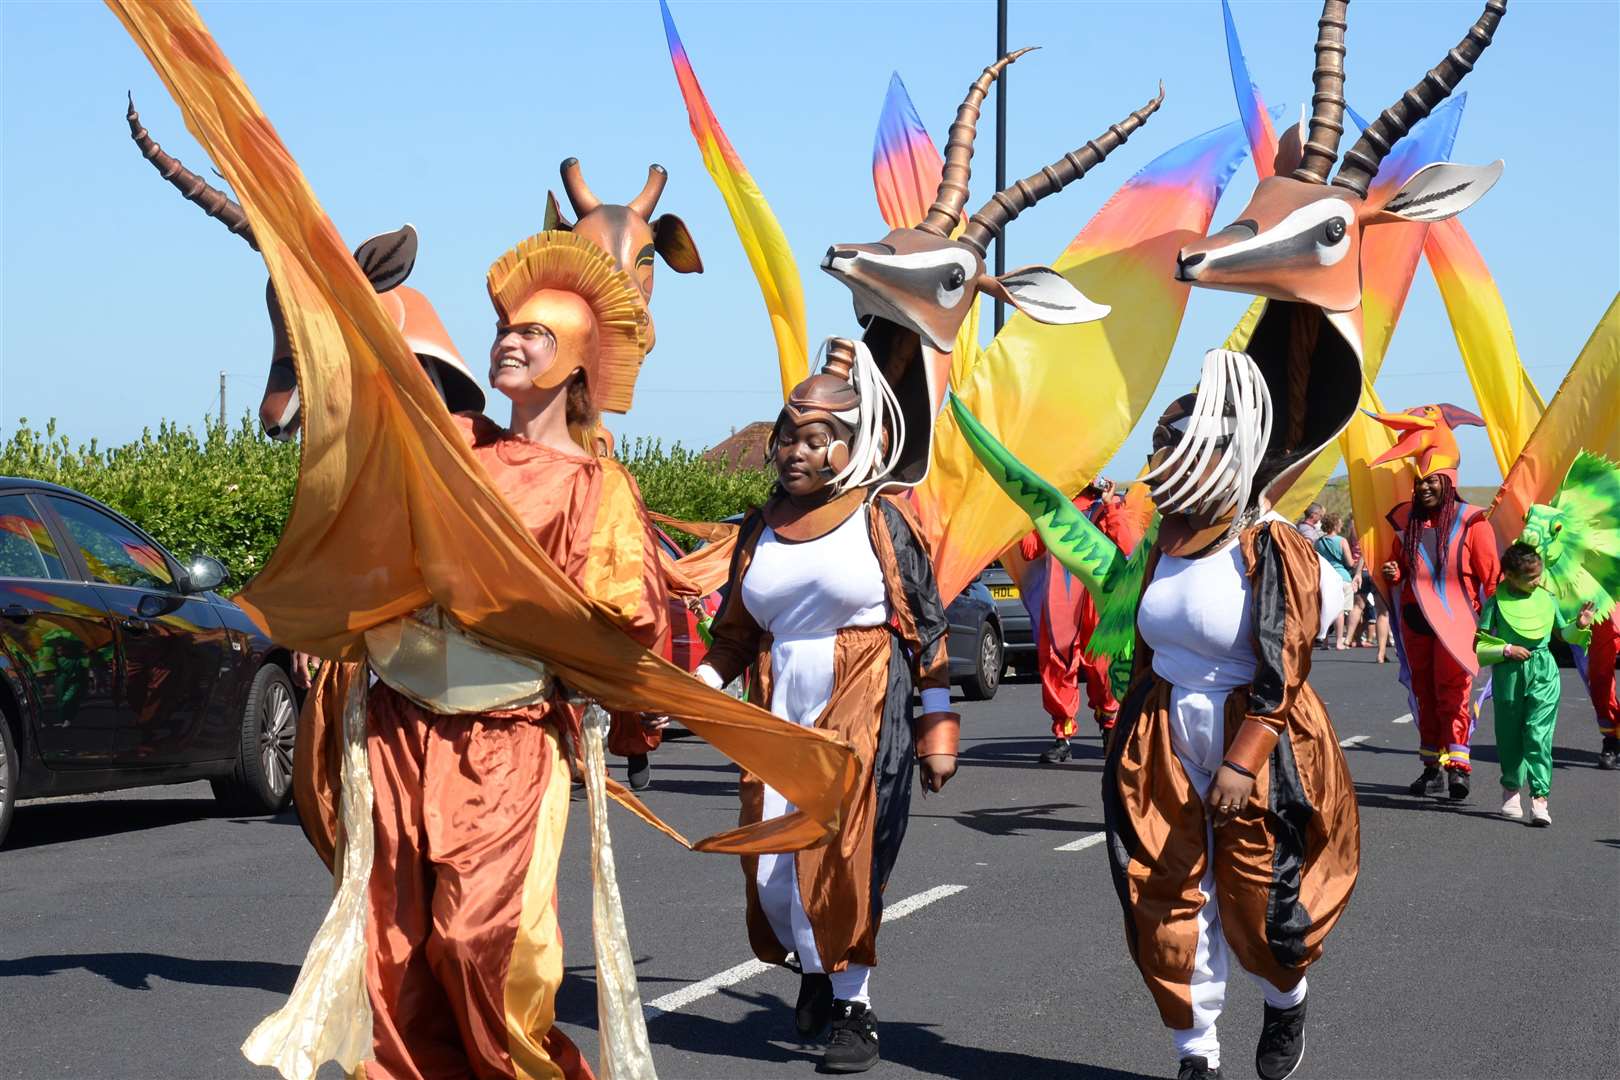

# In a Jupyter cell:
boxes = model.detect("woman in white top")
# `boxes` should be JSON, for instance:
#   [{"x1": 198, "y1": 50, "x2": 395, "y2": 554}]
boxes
[
  {"x1": 953, "y1": 346, "x2": 1359, "y2": 1080},
  {"x1": 696, "y1": 339, "x2": 957, "y2": 1075}
]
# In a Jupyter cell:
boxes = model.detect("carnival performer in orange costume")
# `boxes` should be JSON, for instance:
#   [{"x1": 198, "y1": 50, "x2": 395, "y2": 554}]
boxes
[
  {"x1": 1372, "y1": 404, "x2": 1500, "y2": 802},
  {"x1": 360, "y1": 231, "x2": 667, "y2": 1080}
]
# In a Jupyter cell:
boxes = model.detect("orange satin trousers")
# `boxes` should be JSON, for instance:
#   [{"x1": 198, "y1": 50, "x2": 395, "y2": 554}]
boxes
[{"x1": 359, "y1": 685, "x2": 593, "y2": 1080}]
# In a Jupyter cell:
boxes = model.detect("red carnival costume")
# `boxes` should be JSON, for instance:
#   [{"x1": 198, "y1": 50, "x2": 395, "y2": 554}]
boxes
[
  {"x1": 1372, "y1": 404, "x2": 1500, "y2": 792},
  {"x1": 1023, "y1": 487, "x2": 1144, "y2": 758}
]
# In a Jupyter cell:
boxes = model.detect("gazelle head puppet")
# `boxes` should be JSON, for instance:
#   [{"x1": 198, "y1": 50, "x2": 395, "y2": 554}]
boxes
[
  {"x1": 126, "y1": 98, "x2": 484, "y2": 440},
  {"x1": 821, "y1": 50, "x2": 1164, "y2": 488},
  {"x1": 543, "y1": 157, "x2": 703, "y2": 353},
  {"x1": 1160, "y1": 0, "x2": 1507, "y2": 552}
]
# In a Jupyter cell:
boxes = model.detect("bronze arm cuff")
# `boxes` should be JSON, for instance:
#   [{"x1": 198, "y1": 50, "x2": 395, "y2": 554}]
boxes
[
  {"x1": 914, "y1": 711, "x2": 961, "y2": 758},
  {"x1": 1226, "y1": 717, "x2": 1280, "y2": 777}
]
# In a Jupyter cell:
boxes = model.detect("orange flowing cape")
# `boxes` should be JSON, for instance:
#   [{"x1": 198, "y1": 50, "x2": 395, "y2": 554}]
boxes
[{"x1": 107, "y1": 0, "x2": 856, "y2": 855}]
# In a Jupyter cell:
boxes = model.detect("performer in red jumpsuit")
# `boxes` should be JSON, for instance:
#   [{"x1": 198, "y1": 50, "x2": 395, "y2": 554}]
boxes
[
  {"x1": 1026, "y1": 480, "x2": 1144, "y2": 763},
  {"x1": 1588, "y1": 611, "x2": 1620, "y2": 769},
  {"x1": 1373, "y1": 405, "x2": 1500, "y2": 802}
]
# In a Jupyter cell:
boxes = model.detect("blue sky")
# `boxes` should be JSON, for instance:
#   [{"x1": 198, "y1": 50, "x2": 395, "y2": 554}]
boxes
[{"x1": 2, "y1": 1, "x2": 1615, "y2": 487}]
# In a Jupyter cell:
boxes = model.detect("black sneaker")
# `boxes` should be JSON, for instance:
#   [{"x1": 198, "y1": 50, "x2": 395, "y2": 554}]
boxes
[
  {"x1": 819, "y1": 1000, "x2": 878, "y2": 1074},
  {"x1": 1255, "y1": 998, "x2": 1307, "y2": 1080},
  {"x1": 626, "y1": 754, "x2": 651, "y2": 791},
  {"x1": 1039, "y1": 738, "x2": 1072, "y2": 764},
  {"x1": 1447, "y1": 769, "x2": 1470, "y2": 801},
  {"x1": 1599, "y1": 736, "x2": 1620, "y2": 770},
  {"x1": 1177, "y1": 1056, "x2": 1222, "y2": 1080},
  {"x1": 794, "y1": 972, "x2": 833, "y2": 1037},
  {"x1": 1408, "y1": 766, "x2": 1440, "y2": 796}
]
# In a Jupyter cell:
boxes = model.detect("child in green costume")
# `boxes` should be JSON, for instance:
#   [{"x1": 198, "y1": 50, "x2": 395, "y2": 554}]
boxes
[{"x1": 1476, "y1": 543, "x2": 1596, "y2": 827}]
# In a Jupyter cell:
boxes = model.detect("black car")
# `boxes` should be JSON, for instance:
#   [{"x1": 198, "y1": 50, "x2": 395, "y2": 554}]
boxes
[
  {"x1": 0, "y1": 478, "x2": 297, "y2": 847},
  {"x1": 945, "y1": 574, "x2": 1003, "y2": 701},
  {"x1": 980, "y1": 562, "x2": 1033, "y2": 672}
]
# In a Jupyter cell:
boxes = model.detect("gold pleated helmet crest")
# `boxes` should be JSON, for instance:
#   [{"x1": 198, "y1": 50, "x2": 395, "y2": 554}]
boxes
[{"x1": 486, "y1": 230, "x2": 652, "y2": 414}]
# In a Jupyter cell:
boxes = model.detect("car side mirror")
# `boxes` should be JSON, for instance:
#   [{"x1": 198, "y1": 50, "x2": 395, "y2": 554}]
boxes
[{"x1": 183, "y1": 555, "x2": 229, "y2": 593}]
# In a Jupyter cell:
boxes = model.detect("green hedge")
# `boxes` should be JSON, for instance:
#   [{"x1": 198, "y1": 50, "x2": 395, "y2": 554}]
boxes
[{"x1": 0, "y1": 419, "x2": 771, "y2": 590}]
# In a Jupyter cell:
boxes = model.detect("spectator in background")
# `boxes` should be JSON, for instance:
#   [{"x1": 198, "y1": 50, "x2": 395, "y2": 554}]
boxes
[
  {"x1": 1314, "y1": 514, "x2": 1356, "y2": 648},
  {"x1": 1296, "y1": 502, "x2": 1326, "y2": 544}
]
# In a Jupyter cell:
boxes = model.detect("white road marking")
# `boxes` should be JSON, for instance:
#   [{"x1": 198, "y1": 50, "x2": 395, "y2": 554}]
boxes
[
  {"x1": 643, "y1": 883, "x2": 967, "y2": 1018},
  {"x1": 1340, "y1": 734, "x2": 1372, "y2": 748},
  {"x1": 1392, "y1": 713, "x2": 1413, "y2": 724},
  {"x1": 1054, "y1": 831, "x2": 1107, "y2": 853}
]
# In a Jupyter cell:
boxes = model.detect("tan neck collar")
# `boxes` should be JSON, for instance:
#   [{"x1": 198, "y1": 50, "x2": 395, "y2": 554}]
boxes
[{"x1": 763, "y1": 487, "x2": 868, "y2": 543}]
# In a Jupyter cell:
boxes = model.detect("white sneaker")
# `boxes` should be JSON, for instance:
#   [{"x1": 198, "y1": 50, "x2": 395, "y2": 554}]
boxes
[
  {"x1": 1500, "y1": 790, "x2": 1524, "y2": 820},
  {"x1": 1529, "y1": 796, "x2": 1552, "y2": 827}
]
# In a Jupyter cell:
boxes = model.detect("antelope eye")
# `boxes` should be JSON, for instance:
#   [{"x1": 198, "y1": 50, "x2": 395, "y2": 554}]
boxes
[
  {"x1": 1324, "y1": 219, "x2": 1347, "y2": 243},
  {"x1": 946, "y1": 267, "x2": 966, "y2": 289},
  {"x1": 1552, "y1": 523, "x2": 1563, "y2": 533}
]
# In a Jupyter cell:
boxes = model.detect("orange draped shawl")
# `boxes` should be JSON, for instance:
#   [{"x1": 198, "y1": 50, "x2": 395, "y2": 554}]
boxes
[{"x1": 107, "y1": 0, "x2": 856, "y2": 856}]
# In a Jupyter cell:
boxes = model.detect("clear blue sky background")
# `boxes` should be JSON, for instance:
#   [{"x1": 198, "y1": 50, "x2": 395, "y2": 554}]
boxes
[{"x1": 3, "y1": 1, "x2": 1615, "y2": 487}]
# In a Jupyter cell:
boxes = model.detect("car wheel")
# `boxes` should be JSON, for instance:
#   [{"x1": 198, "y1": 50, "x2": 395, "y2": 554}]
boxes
[
  {"x1": 0, "y1": 714, "x2": 16, "y2": 849},
  {"x1": 959, "y1": 622, "x2": 1003, "y2": 702},
  {"x1": 212, "y1": 664, "x2": 297, "y2": 814}
]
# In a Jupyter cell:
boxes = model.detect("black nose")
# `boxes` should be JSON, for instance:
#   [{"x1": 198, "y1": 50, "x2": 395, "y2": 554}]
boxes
[
  {"x1": 1178, "y1": 251, "x2": 1206, "y2": 269},
  {"x1": 826, "y1": 247, "x2": 859, "y2": 261}
]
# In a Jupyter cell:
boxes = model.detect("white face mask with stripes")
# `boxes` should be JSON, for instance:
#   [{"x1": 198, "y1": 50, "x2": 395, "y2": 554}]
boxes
[{"x1": 1143, "y1": 348, "x2": 1274, "y2": 520}]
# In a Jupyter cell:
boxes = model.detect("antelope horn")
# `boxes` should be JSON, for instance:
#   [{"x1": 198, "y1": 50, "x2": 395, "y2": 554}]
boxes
[
  {"x1": 127, "y1": 94, "x2": 257, "y2": 250},
  {"x1": 918, "y1": 47, "x2": 1037, "y2": 238},
  {"x1": 1332, "y1": 0, "x2": 1507, "y2": 197},
  {"x1": 1291, "y1": 0, "x2": 1351, "y2": 185},
  {"x1": 958, "y1": 82, "x2": 1164, "y2": 257},
  {"x1": 627, "y1": 164, "x2": 669, "y2": 219},
  {"x1": 559, "y1": 157, "x2": 602, "y2": 217}
]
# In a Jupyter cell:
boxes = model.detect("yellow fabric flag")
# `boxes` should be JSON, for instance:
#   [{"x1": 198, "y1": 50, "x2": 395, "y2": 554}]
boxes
[
  {"x1": 1488, "y1": 293, "x2": 1620, "y2": 546},
  {"x1": 107, "y1": 0, "x2": 856, "y2": 856},
  {"x1": 1424, "y1": 218, "x2": 1545, "y2": 473}
]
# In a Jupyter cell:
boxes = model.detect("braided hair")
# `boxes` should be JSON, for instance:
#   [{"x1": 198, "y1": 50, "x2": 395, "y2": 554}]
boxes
[{"x1": 1403, "y1": 474, "x2": 1459, "y2": 583}]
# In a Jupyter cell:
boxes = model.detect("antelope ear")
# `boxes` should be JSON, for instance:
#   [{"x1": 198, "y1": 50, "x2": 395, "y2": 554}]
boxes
[
  {"x1": 981, "y1": 265, "x2": 1109, "y2": 325},
  {"x1": 544, "y1": 191, "x2": 573, "y2": 232},
  {"x1": 1437, "y1": 403, "x2": 1486, "y2": 429},
  {"x1": 653, "y1": 214, "x2": 703, "y2": 274},
  {"x1": 1272, "y1": 107, "x2": 1307, "y2": 177},
  {"x1": 1367, "y1": 160, "x2": 1504, "y2": 223},
  {"x1": 352, "y1": 224, "x2": 417, "y2": 293}
]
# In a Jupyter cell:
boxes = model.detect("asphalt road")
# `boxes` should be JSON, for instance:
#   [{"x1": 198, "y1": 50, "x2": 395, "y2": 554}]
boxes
[{"x1": 3, "y1": 651, "x2": 1616, "y2": 1080}]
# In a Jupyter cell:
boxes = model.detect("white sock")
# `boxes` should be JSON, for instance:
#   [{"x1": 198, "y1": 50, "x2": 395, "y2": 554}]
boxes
[
  {"x1": 1173, "y1": 1024, "x2": 1219, "y2": 1069},
  {"x1": 1259, "y1": 975, "x2": 1307, "y2": 1010},
  {"x1": 830, "y1": 965, "x2": 871, "y2": 1006}
]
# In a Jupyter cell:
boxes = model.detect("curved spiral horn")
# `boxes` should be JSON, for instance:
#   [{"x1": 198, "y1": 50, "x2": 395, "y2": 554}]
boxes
[
  {"x1": 918, "y1": 47, "x2": 1037, "y2": 238},
  {"x1": 1332, "y1": 0, "x2": 1507, "y2": 198},
  {"x1": 958, "y1": 83, "x2": 1164, "y2": 257},
  {"x1": 127, "y1": 94, "x2": 257, "y2": 250},
  {"x1": 1291, "y1": 0, "x2": 1351, "y2": 185},
  {"x1": 559, "y1": 157, "x2": 602, "y2": 217},
  {"x1": 627, "y1": 164, "x2": 669, "y2": 219}
]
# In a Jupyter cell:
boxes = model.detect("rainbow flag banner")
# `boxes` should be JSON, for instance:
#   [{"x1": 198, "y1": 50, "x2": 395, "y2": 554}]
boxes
[{"x1": 660, "y1": 0, "x2": 808, "y2": 400}]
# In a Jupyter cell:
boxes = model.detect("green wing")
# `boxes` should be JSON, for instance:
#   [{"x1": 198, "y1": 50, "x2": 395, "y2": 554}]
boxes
[{"x1": 949, "y1": 392, "x2": 1121, "y2": 598}]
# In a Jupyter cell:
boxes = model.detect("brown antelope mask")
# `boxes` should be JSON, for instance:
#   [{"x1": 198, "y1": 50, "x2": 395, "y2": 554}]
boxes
[
  {"x1": 544, "y1": 158, "x2": 702, "y2": 353},
  {"x1": 127, "y1": 98, "x2": 483, "y2": 440},
  {"x1": 822, "y1": 48, "x2": 1164, "y2": 488},
  {"x1": 1168, "y1": 0, "x2": 1507, "y2": 512}
]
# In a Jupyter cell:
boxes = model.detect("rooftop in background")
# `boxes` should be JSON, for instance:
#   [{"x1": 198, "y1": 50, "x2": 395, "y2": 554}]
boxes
[{"x1": 703, "y1": 421, "x2": 774, "y2": 474}]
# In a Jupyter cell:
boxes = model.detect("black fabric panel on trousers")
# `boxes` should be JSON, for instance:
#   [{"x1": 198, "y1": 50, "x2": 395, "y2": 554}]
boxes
[
  {"x1": 1263, "y1": 729, "x2": 1315, "y2": 968},
  {"x1": 869, "y1": 633, "x2": 917, "y2": 903},
  {"x1": 1249, "y1": 524, "x2": 1289, "y2": 717}
]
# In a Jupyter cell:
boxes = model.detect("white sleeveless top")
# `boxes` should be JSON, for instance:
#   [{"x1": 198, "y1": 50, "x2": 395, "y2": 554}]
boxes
[
  {"x1": 1136, "y1": 517, "x2": 1342, "y2": 776},
  {"x1": 741, "y1": 507, "x2": 888, "y2": 727}
]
